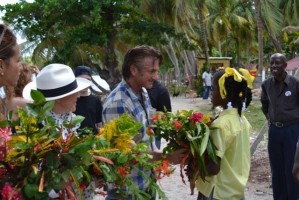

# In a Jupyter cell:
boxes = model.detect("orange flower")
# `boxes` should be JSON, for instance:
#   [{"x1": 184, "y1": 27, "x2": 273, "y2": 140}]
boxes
[
  {"x1": 151, "y1": 114, "x2": 159, "y2": 122},
  {"x1": 173, "y1": 120, "x2": 182, "y2": 131},
  {"x1": 117, "y1": 166, "x2": 130, "y2": 177},
  {"x1": 155, "y1": 159, "x2": 173, "y2": 180},
  {"x1": 151, "y1": 112, "x2": 165, "y2": 122},
  {"x1": 146, "y1": 127, "x2": 154, "y2": 136}
]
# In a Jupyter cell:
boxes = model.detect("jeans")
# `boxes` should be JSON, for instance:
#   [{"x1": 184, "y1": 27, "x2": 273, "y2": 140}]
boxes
[{"x1": 203, "y1": 86, "x2": 211, "y2": 99}]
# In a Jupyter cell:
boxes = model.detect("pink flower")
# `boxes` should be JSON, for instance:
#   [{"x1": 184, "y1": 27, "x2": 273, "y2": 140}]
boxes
[
  {"x1": 0, "y1": 127, "x2": 12, "y2": 162},
  {"x1": 34, "y1": 144, "x2": 42, "y2": 151},
  {"x1": 173, "y1": 120, "x2": 182, "y2": 131},
  {"x1": 1, "y1": 182, "x2": 22, "y2": 200},
  {"x1": 0, "y1": 127, "x2": 11, "y2": 146},
  {"x1": 189, "y1": 112, "x2": 204, "y2": 124}
]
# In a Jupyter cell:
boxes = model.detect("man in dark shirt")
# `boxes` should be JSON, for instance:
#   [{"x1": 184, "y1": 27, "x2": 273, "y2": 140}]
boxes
[
  {"x1": 74, "y1": 66, "x2": 103, "y2": 133},
  {"x1": 147, "y1": 80, "x2": 171, "y2": 149},
  {"x1": 147, "y1": 80, "x2": 171, "y2": 113},
  {"x1": 261, "y1": 53, "x2": 299, "y2": 199}
]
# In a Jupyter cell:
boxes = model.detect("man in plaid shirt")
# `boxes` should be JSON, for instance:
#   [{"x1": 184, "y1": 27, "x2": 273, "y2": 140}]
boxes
[{"x1": 103, "y1": 45, "x2": 185, "y2": 200}]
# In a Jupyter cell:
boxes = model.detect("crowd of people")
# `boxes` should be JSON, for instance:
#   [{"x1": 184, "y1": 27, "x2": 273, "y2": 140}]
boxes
[{"x1": 2, "y1": 23, "x2": 299, "y2": 200}]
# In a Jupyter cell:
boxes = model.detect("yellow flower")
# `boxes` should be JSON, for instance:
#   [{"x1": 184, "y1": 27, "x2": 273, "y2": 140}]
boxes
[
  {"x1": 203, "y1": 114, "x2": 211, "y2": 124},
  {"x1": 180, "y1": 110, "x2": 188, "y2": 116},
  {"x1": 113, "y1": 132, "x2": 136, "y2": 154},
  {"x1": 100, "y1": 120, "x2": 117, "y2": 142}
]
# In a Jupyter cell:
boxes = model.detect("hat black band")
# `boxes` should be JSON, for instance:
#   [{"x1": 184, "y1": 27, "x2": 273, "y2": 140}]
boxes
[{"x1": 37, "y1": 80, "x2": 78, "y2": 98}]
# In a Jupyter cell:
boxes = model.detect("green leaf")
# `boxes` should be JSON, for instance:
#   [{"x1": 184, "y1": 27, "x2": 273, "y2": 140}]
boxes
[
  {"x1": 46, "y1": 152, "x2": 60, "y2": 169},
  {"x1": 117, "y1": 154, "x2": 129, "y2": 164},
  {"x1": 23, "y1": 183, "x2": 38, "y2": 198},
  {"x1": 0, "y1": 120, "x2": 9, "y2": 128},
  {"x1": 42, "y1": 101, "x2": 55, "y2": 113},
  {"x1": 100, "y1": 164, "x2": 113, "y2": 182},
  {"x1": 198, "y1": 123, "x2": 210, "y2": 156},
  {"x1": 31, "y1": 90, "x2": 46, "y2": 104},
  {"x1": 15, "y1": 142, "x2": 31, "y2": 150},
  {"x1": 63, "y1": 115, "x2": 85, "y2": 128}
]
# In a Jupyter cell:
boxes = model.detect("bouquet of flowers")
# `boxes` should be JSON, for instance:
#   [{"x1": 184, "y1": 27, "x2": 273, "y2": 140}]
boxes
[
  {"x1": 96, "y1": 113, "x2": 167, "y2": 199},
  {"x1": 149, "y1": 110, "x2": 218, "y2": 195},
  {"x1": 0, "y1": 90, "x2": 166, "y2": 200}
]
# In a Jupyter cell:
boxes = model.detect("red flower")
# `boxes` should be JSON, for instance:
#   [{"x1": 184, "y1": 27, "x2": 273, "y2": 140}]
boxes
[
  {"x1": 79, "y1": 183, "x2": 87, "y2": 190},
  {"x1": 0, "y1": 168, "x2": 7, "y2": 179},
  {"x1": 173, "y1": 120, "x2": 182, "y2": 131},
  {"x1": 189, "y1": 112, "x2": 204, "y2": 124},
  {"x1": 0, "y1": 182, "x2": 22, "y2": 200}
]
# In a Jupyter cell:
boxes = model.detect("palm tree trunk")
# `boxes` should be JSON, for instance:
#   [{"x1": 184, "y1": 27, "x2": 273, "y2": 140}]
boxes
[
  {"x1": 255, "y1": 0, "x2": 264, "y2": 77},
  {"x1": 164, "y1": 33, "x2": 181, "y2": 88},
  {"x1": 253, "y1": 0, "x2": 266, "y2": 89},
  {"x1": 197, "y1": 0, "x2": 209, "y2": 64}
]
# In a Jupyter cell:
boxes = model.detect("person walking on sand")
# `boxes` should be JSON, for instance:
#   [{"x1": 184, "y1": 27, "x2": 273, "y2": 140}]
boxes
[
  {"x1": 261, "y1": 53, "x2": 299, "y2": 199},
  {"x1": 196, "y1": 67, "x2": 251, "y2": 200},
  {"x1": 102, "y1": 45, "x2": 187, "y2": 200},
  {"x1": 202, "y1": 68, "x2": 212, "y2": 99}
]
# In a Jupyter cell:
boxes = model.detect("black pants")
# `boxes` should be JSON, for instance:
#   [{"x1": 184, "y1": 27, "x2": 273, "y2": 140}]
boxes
[{"x1": 268, "y1": 124, "x2": 299, "y2": 200}]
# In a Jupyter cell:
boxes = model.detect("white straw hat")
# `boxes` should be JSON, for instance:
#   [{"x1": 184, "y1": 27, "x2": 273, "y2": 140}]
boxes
[{"x1": 23, "y1": 63, "x2": 91, "y2": 101}]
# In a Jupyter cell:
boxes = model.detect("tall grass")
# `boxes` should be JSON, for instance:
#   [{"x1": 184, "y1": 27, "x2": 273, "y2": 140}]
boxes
[{"x1": 243, "y1": 99, "x2": 267, "y2": 132}]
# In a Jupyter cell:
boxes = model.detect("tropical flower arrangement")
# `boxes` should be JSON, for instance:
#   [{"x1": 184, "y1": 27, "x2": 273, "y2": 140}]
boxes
[
  {"x1": 149, "y1": 110, "x2": 218, "y2": 195},
  {"x1": 0, "y1": 90, "x2": 167, "y2": 200}
]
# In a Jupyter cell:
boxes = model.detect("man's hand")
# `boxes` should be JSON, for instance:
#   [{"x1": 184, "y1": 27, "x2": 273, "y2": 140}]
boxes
[{"x1": 167, "y1": 148, "x2": 189, "y2": 165}]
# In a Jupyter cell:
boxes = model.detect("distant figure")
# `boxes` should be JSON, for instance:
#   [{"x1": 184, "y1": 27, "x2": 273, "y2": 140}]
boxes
[
  {"x1": 202, "y1": 68, "x2": 212, "y2": 99},
  {"x1": 147, "y1": 80, "x2": 171, "y2": 148},
  {"x1": 239, "y1": 68, "x2": 255, "y2": 108},
  {"x1": 74, "y1": 66, "x2": 103, "y2": 133},
  {"x1": 261, "y1": 53, "x2": 299, "y2": 199}
]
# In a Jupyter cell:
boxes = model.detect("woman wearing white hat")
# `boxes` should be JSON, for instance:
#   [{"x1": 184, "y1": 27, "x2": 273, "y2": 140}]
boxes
[{"x1": 23, "y1": 63, "x2": 91, "y2": 140}]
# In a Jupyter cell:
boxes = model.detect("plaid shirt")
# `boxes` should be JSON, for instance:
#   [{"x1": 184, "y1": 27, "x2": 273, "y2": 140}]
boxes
[
  {"x1": 103, "y1": 79, "x2": 154, "y2": 193},
  {"x1": 103, "y1": 79, "x2": 152, "y2": 144}
]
